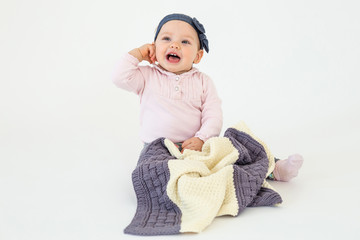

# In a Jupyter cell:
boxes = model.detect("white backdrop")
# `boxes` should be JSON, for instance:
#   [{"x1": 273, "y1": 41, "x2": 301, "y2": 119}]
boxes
[{"x1": 1, "y1": 0, "x2": 360, "y2": 239}]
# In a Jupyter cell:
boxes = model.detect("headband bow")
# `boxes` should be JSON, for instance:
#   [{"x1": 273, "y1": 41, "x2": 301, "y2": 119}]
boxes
[{"x1": 154, "y1": 13, "x2": 209, "y2": 53}]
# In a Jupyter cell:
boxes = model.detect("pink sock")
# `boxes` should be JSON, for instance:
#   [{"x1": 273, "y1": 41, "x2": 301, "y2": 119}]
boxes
[{"x1": 273, "y1": 154, "x2": 304, "y2": 182}]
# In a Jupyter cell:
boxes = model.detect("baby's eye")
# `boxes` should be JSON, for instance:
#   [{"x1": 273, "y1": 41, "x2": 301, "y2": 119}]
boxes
[
  {"x1": 182, "y1": 40, "x2": 190, "y2": 44},
  {"x1": 162, "y1": 37, "x2": 171, "y2": 41}
]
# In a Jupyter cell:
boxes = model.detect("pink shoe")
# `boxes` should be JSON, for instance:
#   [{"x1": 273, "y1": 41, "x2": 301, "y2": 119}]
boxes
[{"x1": 273, "y1": 154, "x2": 304, "y2": 182}]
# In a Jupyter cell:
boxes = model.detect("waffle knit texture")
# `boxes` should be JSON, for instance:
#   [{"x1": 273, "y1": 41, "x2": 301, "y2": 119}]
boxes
[{"x1": 124, "y1": 122, "x2": 282, "y2": 235}]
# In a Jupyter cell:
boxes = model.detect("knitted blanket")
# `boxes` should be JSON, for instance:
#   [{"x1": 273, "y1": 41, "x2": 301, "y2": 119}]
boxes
[{"x1": 124, "y1": 122, "x2": 282, "y2": 235}]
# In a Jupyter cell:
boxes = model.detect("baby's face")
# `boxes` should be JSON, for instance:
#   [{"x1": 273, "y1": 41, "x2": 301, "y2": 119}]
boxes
[{"x1": 154, "y1": 20, "x2": 203, "y2": 75}]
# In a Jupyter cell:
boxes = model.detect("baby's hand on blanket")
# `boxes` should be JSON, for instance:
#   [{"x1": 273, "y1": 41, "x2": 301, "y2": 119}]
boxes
[{"x1": 181, "y1": 137, "x2": 204, "y2": 152}]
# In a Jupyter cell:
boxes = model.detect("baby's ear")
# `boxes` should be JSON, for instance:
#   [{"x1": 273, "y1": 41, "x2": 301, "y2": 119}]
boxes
[{"x1": 193, "y1": 49, "x2": 204, "y2": 64}]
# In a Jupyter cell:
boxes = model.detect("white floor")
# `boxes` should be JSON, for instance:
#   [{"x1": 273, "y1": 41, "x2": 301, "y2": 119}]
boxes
[{"x1": 1, "y1": 115, "x2": 359, "y2": 240}]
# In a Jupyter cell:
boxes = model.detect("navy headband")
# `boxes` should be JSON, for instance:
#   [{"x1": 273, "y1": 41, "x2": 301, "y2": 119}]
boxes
[{"x1": 154, "y1": 13, "x2": 209, "y2": 53}]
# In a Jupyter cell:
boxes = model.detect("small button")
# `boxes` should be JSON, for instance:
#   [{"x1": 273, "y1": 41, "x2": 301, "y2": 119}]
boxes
[
  {"x1": 175, "y1": 76, "x2": 180, "y2": 81},
  {"x1": 175, "y1": 86, "x2": 179, "y2": 91}
]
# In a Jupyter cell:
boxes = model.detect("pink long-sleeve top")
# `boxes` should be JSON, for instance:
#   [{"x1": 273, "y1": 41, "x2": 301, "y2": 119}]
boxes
[{"x1": 113, "y1": 53, "x2": 223, "y2": 143}]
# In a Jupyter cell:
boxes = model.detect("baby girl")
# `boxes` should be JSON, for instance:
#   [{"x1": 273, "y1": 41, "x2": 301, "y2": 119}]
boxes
[{"x1": 113, "y1": 13, "x2": 303, "y2": 181}]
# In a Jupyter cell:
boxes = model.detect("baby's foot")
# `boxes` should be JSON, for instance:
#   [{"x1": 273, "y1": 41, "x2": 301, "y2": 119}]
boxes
[{"x1": 273, "y1": 154, "x2": 304, "y2": 182}]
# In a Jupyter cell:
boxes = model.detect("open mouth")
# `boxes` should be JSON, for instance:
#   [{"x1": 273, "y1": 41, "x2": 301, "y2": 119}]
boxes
[{"x1": 166, "y1": 53, "x2": 181, "y2": 63}]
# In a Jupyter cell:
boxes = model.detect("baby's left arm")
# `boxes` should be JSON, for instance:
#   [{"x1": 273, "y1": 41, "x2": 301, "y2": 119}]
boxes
[
  {"x1": 194, "y1": 75, "x2": 223, "y2": 143},
  {"x1": 182, "y1": 75, "x2": 222, "y2": 152}
]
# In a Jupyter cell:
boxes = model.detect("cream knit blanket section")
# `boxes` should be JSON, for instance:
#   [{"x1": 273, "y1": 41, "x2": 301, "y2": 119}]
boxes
[{"x1": 164, "y1": 121, "x2": 277, "y2": 233}]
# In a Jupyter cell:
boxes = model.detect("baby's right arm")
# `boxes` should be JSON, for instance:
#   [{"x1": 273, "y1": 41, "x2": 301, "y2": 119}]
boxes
[
  {"x1": 129, "y1": 44, "x2": 157, "y2": 64},
  {"x1": 112, "y1": 44, "x2": 154, "y2": 94}
]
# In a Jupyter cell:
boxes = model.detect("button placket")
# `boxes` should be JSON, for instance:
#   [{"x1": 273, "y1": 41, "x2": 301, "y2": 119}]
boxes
[
  {"x1": 172, "y1": 76, "x2": 182, "y2": 99},
  {"x1": 174, "y1": 76, "x2": 181, "y2": 92}
]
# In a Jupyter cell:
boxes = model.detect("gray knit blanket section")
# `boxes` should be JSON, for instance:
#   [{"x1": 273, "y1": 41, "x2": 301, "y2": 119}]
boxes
[
  {"x1": 124, "y1": 138, "x2": 181, "y2": 235},
  {"x1": 124, "y1": 128, "x2": 282, "y2": 235},
  {"x1": 224, "y1": 128, "x2": 282, "y2": 212}
]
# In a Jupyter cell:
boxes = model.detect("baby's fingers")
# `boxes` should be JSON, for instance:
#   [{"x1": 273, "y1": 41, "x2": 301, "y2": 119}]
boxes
[
  {"x1": 149, "y1": 45, "x2": 156, "y2": 63},
  {"x1": 181, "y1": 140, "x2": 191, "y2": 149},
  {"x1": 149, "y1": 53, "x2": 155, "y2": 64},
  {"x1": 148, "y1": 45, "x2": 154, "y2": 55},
  {"x1": 151, "y1": 54, "x2": 157, "y2": 64}
]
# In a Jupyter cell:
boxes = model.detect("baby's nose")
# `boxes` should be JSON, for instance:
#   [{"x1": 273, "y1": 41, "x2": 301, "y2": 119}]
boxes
[{"x1": 170, "y1": 42, "x2": 180, "y2": 49}]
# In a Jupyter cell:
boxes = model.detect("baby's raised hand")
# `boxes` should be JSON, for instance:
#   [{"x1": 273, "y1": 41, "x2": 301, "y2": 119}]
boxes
[
  {"x1": 182, "y1": 137, "x2": 204, "y2": 152},
  {"x1": 129, "y1": 43, "x2": 157, "y2": 64},
  {"x1": 138, "y1": 44, "x2": 157, "y2": 64}
]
